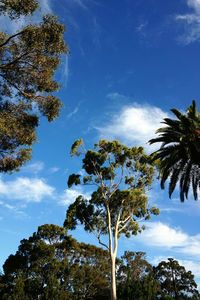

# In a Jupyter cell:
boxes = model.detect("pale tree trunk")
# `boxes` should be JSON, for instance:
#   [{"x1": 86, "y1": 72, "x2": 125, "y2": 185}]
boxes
[
  {"x1": 111, "y1": 253, "x2": 117, "y2": 300},
  {"x1": 106, "y1": 204, "x2": 120, "y2": 300}
]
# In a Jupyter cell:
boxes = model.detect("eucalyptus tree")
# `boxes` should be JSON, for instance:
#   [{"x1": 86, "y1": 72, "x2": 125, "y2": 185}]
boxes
[
  {"x1": 0, "y1": 0, "x2": 67, "y2": 172},
  {"x1": 64, "y1": 139, "x2": 159, "y2": 300},
  {"x1": 149, "y1": 101, "x2": 200, "y2": 201}
]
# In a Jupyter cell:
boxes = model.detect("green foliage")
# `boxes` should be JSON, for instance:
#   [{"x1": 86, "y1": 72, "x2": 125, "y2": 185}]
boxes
[
  {"x1": 1, "y1": 231, "x2": 199, "y2": 300},
  {"x1": 0, "y1": 0, "x2": 39, "y2": 18},
  {"x1": 0, "y1": 224, "x2": 110, "y2": 300},
  {"x1": 149, "y1": 101, "x2": 200, "y2": 201},
  {"x1": 0, "y1": 102, "x2": 37, "y2": 172},
  {"x1": 0, "y1": 0, "x2": 67, "y2": 172},
  {"x1": 154, "y1": 258, "x2": 200, "y2": 299},
  {"x1": 64, "y1": 139, "x2": 159, "y2": 299},
  {"x1": 70, "y1": 138, "x2": 84, "y2": 156},
  {"x1": 68, "y1": 174, "x2": 81, "y2": 188},
  {"x1": 65, "y1": 139, "x2": 158, "y2": 238},
  {"x1": 117, "y1": 251, "x2": 159, "y2": 300}
]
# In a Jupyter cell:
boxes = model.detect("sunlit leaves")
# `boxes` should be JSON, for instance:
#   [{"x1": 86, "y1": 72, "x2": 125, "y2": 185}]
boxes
[
  {"x1": 0, "y1": 0, "x2": 39, "y2": 18},
  {"x1": 70, "y1": 138, "x2": 84, "y2": 156},
  {"x1": 0, "y1": 2, "x2": 67, "y2": 172}
]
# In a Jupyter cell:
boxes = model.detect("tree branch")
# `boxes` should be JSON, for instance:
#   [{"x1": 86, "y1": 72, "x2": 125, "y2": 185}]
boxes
[
  {"x1": 97, "y1": 233, "x2": 109, "y2": 250},
  {"x1": 0, "y1": 51, "x2": 30, "y2": 69},
  {"x1": 118, "y1": 215, "x2": 132, "y2": 233},
  {"x1": 0, "y1": 30, "x2": 26, "y2": 48}
]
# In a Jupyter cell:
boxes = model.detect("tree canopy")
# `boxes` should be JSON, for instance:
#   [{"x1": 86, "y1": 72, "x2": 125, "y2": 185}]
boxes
[
  {"x1": 1, "y1": 228, "x2": 199, "y2": 300},
  {"x1": 0, "y1": 224, "x2": 110, "y2": 300},
  {"x1": 154, "y1": 258, "x2": 199, "y2": 300},
  {"x1": 64, "y1": 139, "x2": 159, "y2": 300},
  {"x1": 0, "y1": 0, "x2": 67, "y2": 172},
  {"x1": 117, "y1": 251, "x2": 159, "y2": 300},
  {"x1": 149, "y1": 101, "x2": 200, "y2": 201}
]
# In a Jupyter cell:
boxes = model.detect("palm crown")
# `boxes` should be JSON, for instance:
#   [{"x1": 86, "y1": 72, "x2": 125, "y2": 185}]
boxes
[{"x1": 149, "y1": 100, "x2": 200, "y2": 202}]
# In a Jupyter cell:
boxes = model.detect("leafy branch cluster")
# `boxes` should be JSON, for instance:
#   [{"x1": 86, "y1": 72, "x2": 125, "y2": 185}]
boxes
[{"x1": 0, "y1": 0, "x2": 67, "y2": 172}]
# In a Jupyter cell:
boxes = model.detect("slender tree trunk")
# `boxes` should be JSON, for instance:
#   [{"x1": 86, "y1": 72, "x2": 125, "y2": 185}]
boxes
[
  {"x1": 106, "y1": 203, "x2": 118, "y2": 300},
  {"x1": 111, "y1": 253, "x2": 117, "y2": 300}
]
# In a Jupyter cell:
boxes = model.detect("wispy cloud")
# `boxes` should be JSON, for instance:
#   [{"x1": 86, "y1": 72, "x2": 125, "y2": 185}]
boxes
[
  {"x1": 67, "y1": 0, "x2": 89, "y2": 11},
  {"x1": 67, "y1": 106, "x2": 79, "y2": 119},
  {"x1": 66, "y1": 101, "x2": 83, "y2": 119},
  {"x1": 176, "y1": 0, "x2": 200, "y2": 44},
  {"x1": 49, "y1": 166, "x2": 60, "y2": 174},
  {"x1": 39, "y1": 0, "x2": 52, "y2": 14},
  {"x1": 96, "y1": 95, "x2": 169, "y2": 151},
  {"x1": 0, "y1": 177, "x2": 54, "y2": 203},
  {"x1": 136, "y1": 21, "x2": 148, "y2": 38},
  {"x1": 21, "y1": 161, "x2": 44, "y2": 174},
  {"x1": 0, "y1": 200, "x2": 28, "y2": 218}
]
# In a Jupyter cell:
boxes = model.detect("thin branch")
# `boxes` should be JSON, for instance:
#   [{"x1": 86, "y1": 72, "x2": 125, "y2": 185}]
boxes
[
  {"x1": 0, "y1": 30, "x2": 26, "y2": 48},
  {"x1": 0, "y1": 51, "x2": 30, "y2": 69},
  {"x1": 82, "y1": 216, "x2": 109, "y2": 250},
  {"x1": 97, "y1": 233, "x2": 109, "y2": 250},
  {"x1": 118, "y1": 215, "x2": 132, "y2": 234},
  {"x1": 119, "y1": 214, "x2": 131, "y2": 226}
]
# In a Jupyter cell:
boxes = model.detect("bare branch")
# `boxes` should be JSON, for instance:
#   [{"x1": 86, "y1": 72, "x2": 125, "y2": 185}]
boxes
[{"x1": 97, "y1": 233, "x2": 109, "y2": 250}]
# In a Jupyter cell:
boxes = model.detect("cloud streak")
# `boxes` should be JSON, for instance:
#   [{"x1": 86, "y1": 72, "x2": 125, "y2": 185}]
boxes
[{"x1": 176, "y1": 0, "x2": 200, "y2": 44}]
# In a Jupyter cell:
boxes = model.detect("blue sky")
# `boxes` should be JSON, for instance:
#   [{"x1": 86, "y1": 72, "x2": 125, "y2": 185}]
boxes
[{"x1": 1, "y1": 0, "x2": 200, "y2": 284}]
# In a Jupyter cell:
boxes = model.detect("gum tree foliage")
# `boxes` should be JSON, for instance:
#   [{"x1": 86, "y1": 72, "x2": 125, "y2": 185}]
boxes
[
  {"x1": 149, "y1": 101, "x2": 200, "y2": 202},
  {"x1": 64, "y1": 139, "x2": 159, "y2": 300},
  {"x1": 0, "y1": 0, "x2": 67, "y2": 172},
  {"x1": 154, "y1": 258, "x2": 200, "y2": 300},
  {"x1": 0, "y1": 224, "x2": 110, "y2": 300},
  {"x1": 117, "y1": 251, "x2": 159, "y2": 300}
]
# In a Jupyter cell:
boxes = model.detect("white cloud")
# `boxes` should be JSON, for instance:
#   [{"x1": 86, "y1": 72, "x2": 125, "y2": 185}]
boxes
[
  {"x1": 59, "y1": 187, "x2": 90, "y2": 206},
  {"x1": 138, "y1": 221, "x2": 200, "y2": 259},
  {"x1": 0, "y1": 177, "x2": 54, "y2": 202},
  {"x1": 96, "y1": 99, "x2": 168, "y2": 151},
  {"x1": 140, "y1": 222, "x2": 188, "y2": 248},
  {"x1": 176, "y1": 0, "x2": 200, "y2": 44}
]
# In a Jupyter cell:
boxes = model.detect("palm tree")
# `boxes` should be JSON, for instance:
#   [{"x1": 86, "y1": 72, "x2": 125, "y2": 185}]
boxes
[{"x1": 149, "y1": 100, "x2": 200, "y2": 202}]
